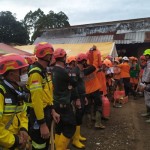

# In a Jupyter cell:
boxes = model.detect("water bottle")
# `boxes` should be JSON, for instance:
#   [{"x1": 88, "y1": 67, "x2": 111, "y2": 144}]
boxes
[{"x1": 33, "y1": 120, "x2": 39, "y2": 130}]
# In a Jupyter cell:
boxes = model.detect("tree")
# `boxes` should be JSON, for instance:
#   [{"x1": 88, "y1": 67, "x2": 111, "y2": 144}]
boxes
[
  {"x1": 0, "y1": 11, "x2": 29, "y2": 44},
  {"x1": 23, "y1": 9, "x2": 70, "y2": 42}
]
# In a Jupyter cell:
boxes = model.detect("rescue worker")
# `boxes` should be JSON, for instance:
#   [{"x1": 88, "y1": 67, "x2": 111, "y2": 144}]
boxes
[
  {"x1": 77, "y1": 53, "x2": 105, "y2": 129},
  {"x1": 129, "y1": 57, "x2": 140, "y2": 90},
  {"x1": 140, "y1": 49, "x2": 150, "y2": 122},
  {"x1": 67, "y1": 55, "x2": 87, "y2": 149},
  {"x1": 0, "y1": 54, "x2": 29, "y2": 149},
  {"x1": 139, "y1": 55, "x2": 147, "y2": 78},
  {"x1": 113, "y1": 59, "x2": 122, "y2": 91},
  {"x1": 97, "y1": 62, "x2": 108, "y2": 96},
  {"x1": 104, "y1": 59, "x2": 113, "y2": 95},
  {"x1": 52, "y1": 48, "x2": 76, "y2": 150},
  {"x1": 28, "y1": 42, "x2": 60, "y2": 150},
  {"x1": 86, "y1": 45, "x2": 102, "y2": 68},
  {"x1": 118, "y1": 56, "x2": 136, "y2": 98}
]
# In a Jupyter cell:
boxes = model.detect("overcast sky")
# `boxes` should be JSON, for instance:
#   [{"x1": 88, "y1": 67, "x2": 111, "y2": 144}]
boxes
[{"x1": 0, "y1": 0, "x2": 150, "y2": 25}]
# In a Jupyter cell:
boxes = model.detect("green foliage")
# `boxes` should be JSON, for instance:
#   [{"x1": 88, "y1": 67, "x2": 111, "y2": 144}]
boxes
[
  {"x1": 0, "y1": 11, "x2": 29, "y2": 44},
  {"x1": 23, "y1": 9, "x2": 70, "y2": 42}
]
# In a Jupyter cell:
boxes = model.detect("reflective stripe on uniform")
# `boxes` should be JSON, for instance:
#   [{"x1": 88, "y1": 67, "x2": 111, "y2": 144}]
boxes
[
  {"x1": 3, "y1": 104, "x2": 27, "y2": 114},
  {"x1": 29, "y1": 85, "x2": 43, "y2": 91},
  {"x1": 29, "y1": 67, "x2": 42, "y2": 74},
  {"x1": 32, "y1": 140, "x2": 46, "y2": 149},
  {"x1": 0, "y1": 85, "x2": 6, "y2": 93}
]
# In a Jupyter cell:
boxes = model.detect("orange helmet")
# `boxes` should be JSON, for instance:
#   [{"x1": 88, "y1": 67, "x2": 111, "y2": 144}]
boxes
[
  {"x1": 24, "y1": 55, "x2": 37, "y2": 65},
  {"x1": 0, "y1": 53, "x2": 29, "y2": 74},
  {"x1": 140, "y1": 55, "x2": 146, "y2": 60},
  {"x1": 76, "y1": 53, "x2": 87, "y2": 62},
  {"x1": 129, "y1": 56, "x2": 134, "y2": 60},
  {"x1": 66, "y1": 56, "x2": 76, "y2": 64},
  {"x1": 133, "y1": 57, "x2": 138, "y2": 61},
  {"x1": 103, "y1": 59, "x2": 112, "y2": 67},
  {"x1": 34, "y1": 42, "x2": 54, "y2": 58},
  {"x1": 53, "y1": 48, "x2": 66, "y2": 59}
]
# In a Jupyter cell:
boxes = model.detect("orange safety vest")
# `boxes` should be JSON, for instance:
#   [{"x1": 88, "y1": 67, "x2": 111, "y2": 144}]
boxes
[
  {"x1": 87, "y1": 49, "x2": 102, "y2": 68},
  {"x1": 84, "y1": 71, "x2": 100, "y2": 94}
]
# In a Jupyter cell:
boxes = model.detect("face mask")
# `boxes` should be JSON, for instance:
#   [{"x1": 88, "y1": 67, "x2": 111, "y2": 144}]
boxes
[
  {"x1": 17, "y1": 74, "x2": 28, "y2": 87},
  {"x1": 20, "y1": 74, "x2": 28, "y2": 83}
]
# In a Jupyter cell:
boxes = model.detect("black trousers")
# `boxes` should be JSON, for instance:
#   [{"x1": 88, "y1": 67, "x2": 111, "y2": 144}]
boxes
[
  {"x1": 29, "y1": 106, "x2": 52, "y2": 150},
  {"x1": 75, "y1": 95, "x2": 85, "y2": 125},
  {"x1": 85, "y1": 90, "x2": 102, "y2": 114},
  {"x1": 55, "y1": 105, "x2": 76, "y2": 138},
  {"x1": 122, "y1": 77, "x2": 135, "y2": 96}
]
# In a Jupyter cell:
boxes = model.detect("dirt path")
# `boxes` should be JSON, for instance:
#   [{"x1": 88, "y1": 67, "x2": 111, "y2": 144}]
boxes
[{"x1": 70, "y1": 96, "x2": 150, "y2": 150}]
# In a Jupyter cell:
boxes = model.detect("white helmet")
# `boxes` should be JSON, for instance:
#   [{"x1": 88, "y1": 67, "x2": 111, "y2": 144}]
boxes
[{"x1": 122, "y1": 56, "x2": 129, "y2": 61}]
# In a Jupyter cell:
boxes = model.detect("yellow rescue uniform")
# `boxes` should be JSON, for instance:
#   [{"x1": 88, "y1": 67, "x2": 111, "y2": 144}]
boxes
[{"x1": 0, "y1": 83, "x2": 28, "y2": 149}]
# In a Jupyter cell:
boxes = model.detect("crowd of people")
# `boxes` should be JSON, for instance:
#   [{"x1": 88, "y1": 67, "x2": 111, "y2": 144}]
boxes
[{"x1": 0, "y1": 42, "x2": 150, "y2": 150}]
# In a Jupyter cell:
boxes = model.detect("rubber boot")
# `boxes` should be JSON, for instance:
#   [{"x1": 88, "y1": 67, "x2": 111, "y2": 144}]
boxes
[
  {"x1": 55, "y1": 134, "x2": 60, "y2": 149},
  {"x1": 145, "y1": 117, "x2": 150, "y2": 123},
  {"x1": 56, "y1": 134, "x2": 70, "y2": 150},
  {"x1": 72, "y1": 126, "x2": 85, "y2": 149},
  {"x1": 78, "y1": 126, "x2": 87, "y2": 141},
  {"x1": 94, "y1": 111, "x2": 105, "y2": 129},
  {"x1": 86, "y1": 114, "x2": 92, "y2": 128},
  {"x1": 141, "y1": 106, "x2": 150, "y2": 117}
]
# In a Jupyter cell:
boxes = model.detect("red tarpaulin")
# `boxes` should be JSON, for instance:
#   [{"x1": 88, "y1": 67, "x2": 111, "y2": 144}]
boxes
[{"x1": 0, "y1": 43, "x2": 33, "y2": 56}]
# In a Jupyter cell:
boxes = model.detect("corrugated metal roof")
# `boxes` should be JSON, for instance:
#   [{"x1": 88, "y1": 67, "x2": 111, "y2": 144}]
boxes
[
  {"x1": 34, "y1": 31, "x2": 146, "y2": 45},
  {"x1": 34, "y1": 35, "x2": 114, "y2": 44},
  {"x1": 115, "y1": 31, "x2": 145, "y2": 44}
]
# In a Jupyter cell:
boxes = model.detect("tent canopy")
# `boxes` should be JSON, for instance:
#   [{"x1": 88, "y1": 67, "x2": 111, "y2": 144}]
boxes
[
  {"x1": 15, "y1": 42, "x2": 118, "y2": 58},
  {"x1": 0, "y1": 43, "x2": 33, "y2": 56}
]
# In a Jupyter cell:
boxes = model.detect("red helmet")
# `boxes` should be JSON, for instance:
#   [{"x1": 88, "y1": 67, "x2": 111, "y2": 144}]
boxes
[
  {"x1": 66, "y1": 56, "x2": 76, "y2": 64},
  {"x1": 76, "y1": 53, "x2": 87, "y2": 62},
  {"x1": 53, "y1": 48, "x2": 66, "y2": 59},
  {"x1": 34, "y1": 42, "x2": 54, "y2": 58},
  {"x1": 103, "y1": 59, "x2": 112, "y2": 67},
  {"x1": 24, "y1": 55, "x2": 37, "y2": 65},
  {"x1": 140, "y1": 55, "x2": 146, "y2": 60},
  {"x1": 0, "y1": 53, "x2": 29, "y2": 74}
]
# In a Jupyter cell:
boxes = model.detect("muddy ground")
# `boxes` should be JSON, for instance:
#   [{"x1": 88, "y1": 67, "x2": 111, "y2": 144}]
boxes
[{"x1": 69, "y1": 96, "x2": 150, "y2": 150}]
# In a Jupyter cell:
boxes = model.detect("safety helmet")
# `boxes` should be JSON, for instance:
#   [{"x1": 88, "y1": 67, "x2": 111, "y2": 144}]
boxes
[
  {"x1": 140, "y1": 55, "x2": 146, "y2": 60},
  {"x1": 34, "y1": 42, "x2": 54, "y2": 58},
  {"x1": 24, "y1": 55, "x2": 37, "y2": 65},
  {"x1": 53, "y1": 48, "x2": 66, "y2": 59},
  {"x1": 0, "y1": 53, "x2": 29, "y2": 75},
  {"x1": 133, "y1": 57, "x2": 138, "y2": 61},
  {"x1": 122, "y1": 56, "x2": 129, "y2": 61},
  {"x1": 143, "y1": 49, "x2": 150, "y2": 56},
  {"x1": 66, "y1": 56, "x2": 76, "y2": 64},
  {"x1": 103, "y1": 59, "x2": 112, "y2": 67},
  {"x1": 76, "y1": 53, "x2": 87, "y2": 62},
  {"x1": 129, "y1": 56, "x2": 134, "y2": 60}
]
